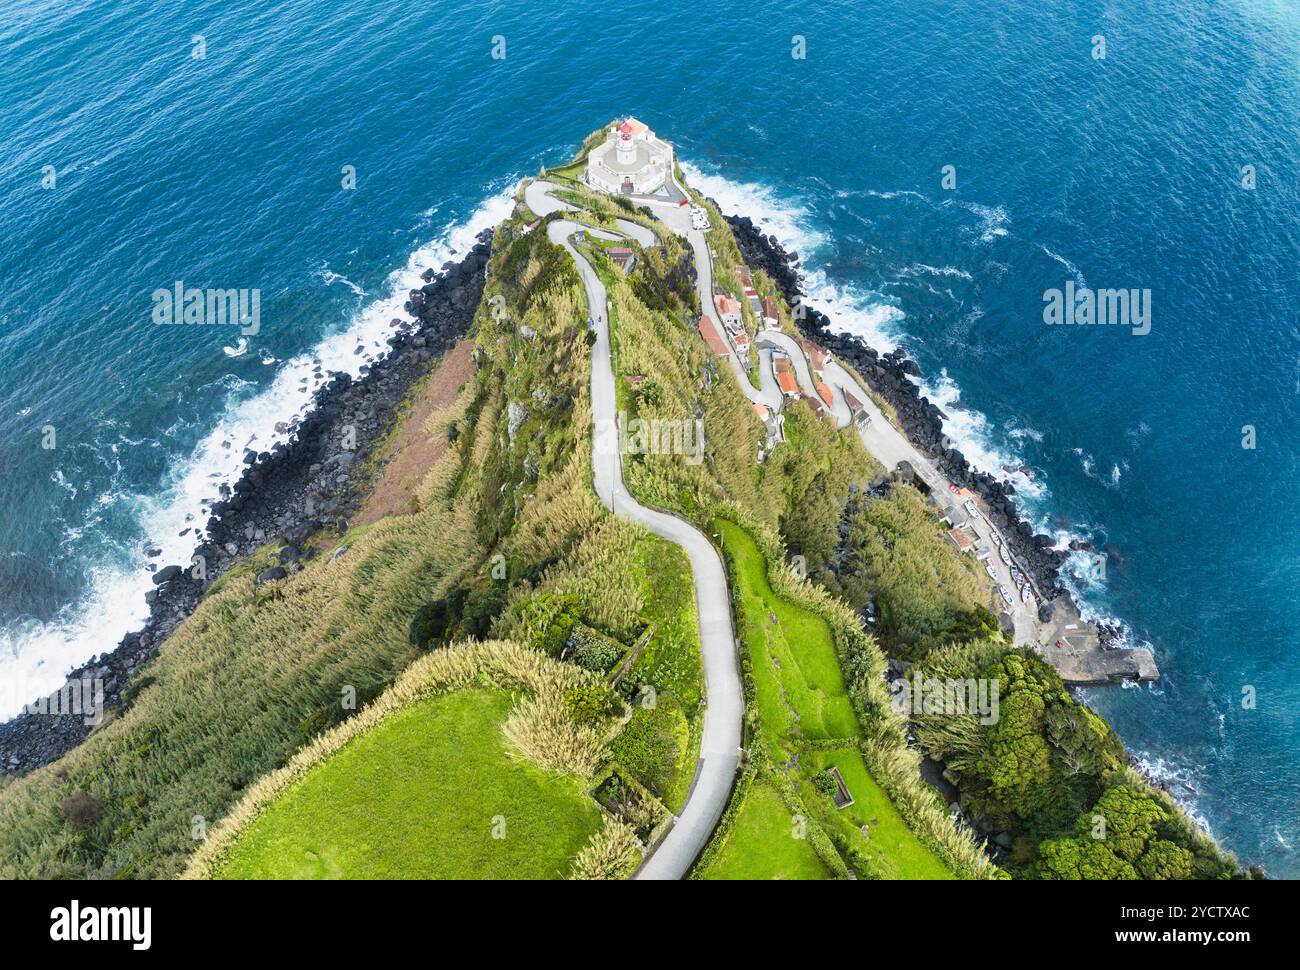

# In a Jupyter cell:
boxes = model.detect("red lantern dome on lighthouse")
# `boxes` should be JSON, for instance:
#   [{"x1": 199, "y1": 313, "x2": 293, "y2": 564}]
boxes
[{"x1": 616, "y1": 121, "x2": 636, "y2": 164}]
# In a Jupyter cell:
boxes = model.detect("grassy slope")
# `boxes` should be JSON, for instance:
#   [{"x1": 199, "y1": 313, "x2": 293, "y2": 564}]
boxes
[
  {"x1": 626, "y1": 539, "x2": 703, "y2": 712},
  {"x1": 700, "y1": 780, "x2": 833, "y2": 880},
  {"x1": 709, "y1": 519, "x2": 952, "y2": 880},
  {"x1": 623, "y1": 538, "x2": 703, "y2": 812},
  {"x1": 214, "y1": 690, "x2": 601, "y2": 879},
  {"x1": 0, "y1": 375, "x2": 487, "y2": 878},
  {"x1": 0, "y1": 200, "x2": 600, "y2": 880}
]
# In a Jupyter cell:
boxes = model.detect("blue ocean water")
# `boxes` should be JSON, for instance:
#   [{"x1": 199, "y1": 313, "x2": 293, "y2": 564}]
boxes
[{"x1": 0, "y1": 0, "x2": 1296, "y2": 873}]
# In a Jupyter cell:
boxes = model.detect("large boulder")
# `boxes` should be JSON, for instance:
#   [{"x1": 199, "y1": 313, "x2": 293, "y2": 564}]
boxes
[{"x1": 152, "y1": 565, "x2": 183, "y2": 585}]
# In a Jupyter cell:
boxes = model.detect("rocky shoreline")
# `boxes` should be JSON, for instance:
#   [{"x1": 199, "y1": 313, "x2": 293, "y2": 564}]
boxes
[
  {"x1": 725, "y1": 212, "x2": 1072, "y2": 618},
  {"x1": 0, "y1": 232, "x2": 491, "y2": 776}
]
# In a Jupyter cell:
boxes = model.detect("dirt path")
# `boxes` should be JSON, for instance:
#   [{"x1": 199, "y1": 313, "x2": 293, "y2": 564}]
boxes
[{"x1": 353, "y1": 339, "x2": 475, "y2": 526}]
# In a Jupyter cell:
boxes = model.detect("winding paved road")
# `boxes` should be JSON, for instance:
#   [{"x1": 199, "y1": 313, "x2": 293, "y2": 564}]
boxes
[
  {"x1": 528, "y1": 180, "x2": 744, "y2": 880},
  {"x1": 526, "y1": 172, "x2": 1045, "y2": 872}
]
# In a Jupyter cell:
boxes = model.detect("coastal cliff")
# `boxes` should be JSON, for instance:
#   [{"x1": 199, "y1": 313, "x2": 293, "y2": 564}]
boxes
[
  {"x1": 0, "y1": 234, "x2": 491, "y2": 776},
  {"x1": 722, "y1": 212, "x2": 1159, "y2": 688}
]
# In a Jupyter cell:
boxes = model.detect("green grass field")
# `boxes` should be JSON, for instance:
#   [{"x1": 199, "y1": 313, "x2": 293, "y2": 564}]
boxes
[
  {"x1": 713, "y1": 519, "x2": 952, "y2": 879},
  {"x1": 699, "y1": 780, "x2": 833, "y2": 880},
  {"x1": 214, "y1": 690, "x2": 602, "y2": 879}
]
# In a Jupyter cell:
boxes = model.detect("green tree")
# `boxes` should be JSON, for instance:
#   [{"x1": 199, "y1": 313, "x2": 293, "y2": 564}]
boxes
[
  {"x1": 1034, "y1": 837, "x2": 1137, "y2": 880},
  {"x1": 1083, "y1": 784, "x2": 1168, "y2": 862},
  {"x1": 1136, "y1": 840, "x2": 1196, "y2": 880}
]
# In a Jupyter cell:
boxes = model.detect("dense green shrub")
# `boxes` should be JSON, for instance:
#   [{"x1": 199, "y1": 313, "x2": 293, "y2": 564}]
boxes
[
  {"x1": 564, "y1": 684, "x2": 622, "y2": 727},
  {"x1": 408, "y1": 587, "x2": 469, "y2": 650},
  {"x1": 569, "y1": 628, "x2": 622, "y2": 672},
  {"x1": 813, "y1": 770, "x2": 839, "y2": 799},
  {"x1": 409, "y1": 581, "x2": 506, "y2": 649},
  {"x1": 911, "y1": 642, "x2": 1239, "y2": 879},
  {"x1": 1033, "y1": 783, "x2": 1220, "y2": 880},
  {"x1": 610, "y1": 696, "x2": 688, "y2": 798}
]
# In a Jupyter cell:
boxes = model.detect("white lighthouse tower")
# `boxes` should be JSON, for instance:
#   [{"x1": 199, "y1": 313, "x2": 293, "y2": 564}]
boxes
[
  {"x1": 615, "y1": 121, "x2": 637, "y2": 165},
  {"x1": 585, "y1": 117, "x2": 673, "y2": 196}
]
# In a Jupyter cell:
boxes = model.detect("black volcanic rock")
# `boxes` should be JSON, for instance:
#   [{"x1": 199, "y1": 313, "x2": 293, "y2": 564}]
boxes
[{"x1": 151, "y1": 565, "x2": 183, "y2": 585}]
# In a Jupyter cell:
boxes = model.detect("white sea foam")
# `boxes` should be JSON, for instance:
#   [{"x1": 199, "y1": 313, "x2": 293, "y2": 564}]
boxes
[
  {"x1": 945, "y1": 199, "x2": 1010, "y2": 244},
  {"x1": 1134, "y1": 752, "x2": 1212, "y2": 836},
  {"x1": 919, "y1": 369, "x2": 1045, "y2": 500},
  {"x1": 1041, "y1": 244, "x2": 1087, "y2": 289},
  {"x1": 0, "y1": 184, "x2": 516, "y2": 721},
  {"x1": 681, "y1": 161, "x2": 826, "y2": 253},
  {"x1": 318, "y1": 265, "x2": 367, "y2": 299},
  {"x1": 680, "y1": 160, "x2": 903, "y2": 351},
  {"x1": 1070, "y1": 446, "x2": 1126, "y2": 489},
  {"x1": 899, "y1": 262, "x2": 974, "y2": 281}
]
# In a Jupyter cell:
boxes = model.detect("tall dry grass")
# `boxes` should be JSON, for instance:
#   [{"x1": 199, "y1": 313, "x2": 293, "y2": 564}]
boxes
[{"x1": 568, "y1": 816, "x2": 642, "y2": 880}]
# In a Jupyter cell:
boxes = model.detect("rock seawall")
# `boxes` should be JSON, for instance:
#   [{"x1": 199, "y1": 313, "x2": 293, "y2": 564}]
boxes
[{"x1": 0, "y1": 232, "x2": 491, "y2": 775}]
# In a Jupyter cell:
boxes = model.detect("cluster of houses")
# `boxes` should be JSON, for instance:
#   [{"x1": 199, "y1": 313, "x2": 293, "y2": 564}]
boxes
[
  {"x1": 693, "y1": 265, "x2": 873, "y2": 428},
  {"x1": 700, "y1": 267, "x2": 782, "y2": 360},
  {"x1": 688, "y1": 260, "x2": 883, "y2": 461}
]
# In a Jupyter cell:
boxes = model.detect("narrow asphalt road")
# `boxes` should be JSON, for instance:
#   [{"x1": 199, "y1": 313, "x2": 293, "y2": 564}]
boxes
[
  {"x1": 653, "y1": 200, "x2": 785, "y2": 413},
  {"x1": 818, "y1": 356, "x2": 1042, "y2": 643},
  {"x1": 530, "y1": 180, "x2": 744, "y2": 879},
  {"x1": 531, "y1": 178, "x2": 1038, "y2": 644}
]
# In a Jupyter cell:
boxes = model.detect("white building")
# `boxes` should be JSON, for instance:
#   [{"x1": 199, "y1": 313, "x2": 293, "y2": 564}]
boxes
[{"x1": 586, "y1": 118, "x2": 674, "y2": 196}]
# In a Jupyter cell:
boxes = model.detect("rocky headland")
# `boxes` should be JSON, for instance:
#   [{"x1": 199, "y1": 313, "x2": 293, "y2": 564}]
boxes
[{"x1": 723, "y1": 210, "x2": 1160, "y2": 690}]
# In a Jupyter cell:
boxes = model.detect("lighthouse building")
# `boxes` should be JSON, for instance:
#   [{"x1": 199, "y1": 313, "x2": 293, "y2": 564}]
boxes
[{"x1": 585, "y1": 118, "x2": 674, "y2": 196}]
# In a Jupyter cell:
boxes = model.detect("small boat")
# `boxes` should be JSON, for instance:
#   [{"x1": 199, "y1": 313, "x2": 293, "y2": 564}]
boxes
[
  {"x1": 999, "y1": 545, "x2": 1012, "y2": 565},
  {"x1": 1021, "y1": 586, "x2": 1034, "y2": 605},
  {"x1": 984, "y1": 562, "x2": 998, "y2": 581},
  {"x1": 999, "y1": 584, "x2": 1015, "y2": 606}
]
